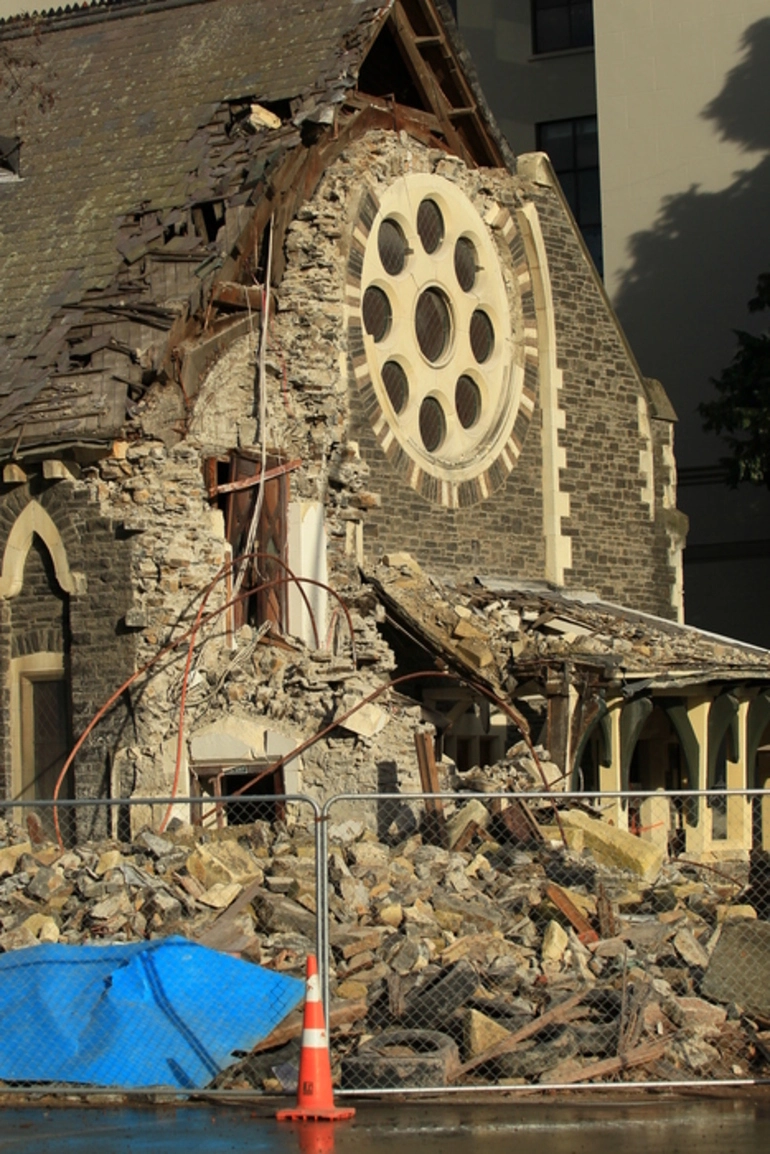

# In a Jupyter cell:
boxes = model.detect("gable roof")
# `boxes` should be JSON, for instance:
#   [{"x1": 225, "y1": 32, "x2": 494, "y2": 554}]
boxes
[
  {"x1": 0, "y1": 0, "x2": 509, "y2": 459},
  {"x1": 0, "y1": 0, "x2": 387, "y2": 448}
]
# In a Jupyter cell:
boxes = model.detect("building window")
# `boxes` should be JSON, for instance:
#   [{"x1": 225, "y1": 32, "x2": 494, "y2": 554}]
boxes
[
  {"x1": 532, "y1": 0, "x2": 594, "y2": 54},
  {"x1": 537, "y1": 115, "x2": 603, "y2": 274},
  {"x1": 359, "y1": 182, "x2": 512, "y2": 469},
  {"x1": 206, "y1": 450, "x2": 291, "y2": 634},
  {"x1": 352, "y1": 172, "x2": 541, "y2": 508}
]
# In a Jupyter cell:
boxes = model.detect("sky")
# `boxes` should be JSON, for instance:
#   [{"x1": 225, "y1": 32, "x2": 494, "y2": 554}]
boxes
[
  {"x1": 1, "y1": 0, "x2": 32, "y2": 16},
  {"x1": 0, "y1": 0, "x2": 93, "y2": 18}
]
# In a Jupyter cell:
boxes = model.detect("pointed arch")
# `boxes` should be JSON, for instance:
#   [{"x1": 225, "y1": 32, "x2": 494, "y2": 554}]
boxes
[{"x1": 0, "y1": 500, "x2": 76, "y2": 598}]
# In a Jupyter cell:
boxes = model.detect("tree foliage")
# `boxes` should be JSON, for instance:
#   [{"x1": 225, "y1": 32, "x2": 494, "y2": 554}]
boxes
[{"x1": 699, "y1": 273, "x2": 770, "y2": 488}]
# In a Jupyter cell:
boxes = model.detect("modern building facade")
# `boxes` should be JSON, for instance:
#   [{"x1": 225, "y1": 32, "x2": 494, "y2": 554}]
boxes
[{"x1": 456, "y1": 0, "x2": 770, "y2": 647}]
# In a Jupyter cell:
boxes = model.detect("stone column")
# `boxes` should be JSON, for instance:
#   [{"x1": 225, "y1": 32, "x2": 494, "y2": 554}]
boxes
[
  {"x1": 758, "y1": 751, "x2": 770, "y2": 852},
  {"x1": 600, "y1": 702, "x2": 625, "y2": 830},
  {"x1": 685, "y1": 697, "x2": 711, "y2": 856},
  {"x1": 639, "y1": 791, "x2": 671, "y2": 856},
  {"x1": 725, "y1": 699, "x2": 751, "y2": 852}
]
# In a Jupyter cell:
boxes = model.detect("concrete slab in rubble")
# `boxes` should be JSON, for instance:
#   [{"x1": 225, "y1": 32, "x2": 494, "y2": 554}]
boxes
[{"x1": 701, "y1": 921, "x2": 770, "y2": 1017}]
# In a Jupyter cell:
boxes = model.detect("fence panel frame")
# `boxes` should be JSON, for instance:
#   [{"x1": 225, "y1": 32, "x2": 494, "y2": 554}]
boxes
[
  {"x1": 321, "y1": 787, "x2": 770, "y2": 1097},
  {"x1": 0, "y1": 793, "x2": 321, "y2": 1099}
]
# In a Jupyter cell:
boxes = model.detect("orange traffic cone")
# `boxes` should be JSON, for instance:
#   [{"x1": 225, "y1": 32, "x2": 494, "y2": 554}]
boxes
[{"x1": 276, "y1": 955, "x2": 355, "y2": 1122}]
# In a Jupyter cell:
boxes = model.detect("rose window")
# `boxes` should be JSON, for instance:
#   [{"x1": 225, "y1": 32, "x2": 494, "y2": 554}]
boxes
[{"x1": 358, "y1": 173, "x2": 521, "y2": 488}]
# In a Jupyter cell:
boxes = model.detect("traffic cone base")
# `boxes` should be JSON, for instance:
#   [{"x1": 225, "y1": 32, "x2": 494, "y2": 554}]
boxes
[
  {"x1": 276, "y1": 1105, "x2": 355, "y2": 1122},
  {"x1": 276, "y1": 955, "x2": 355, "y2": 1123}
]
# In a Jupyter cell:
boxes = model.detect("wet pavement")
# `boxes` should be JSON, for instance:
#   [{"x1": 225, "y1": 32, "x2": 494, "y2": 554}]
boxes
[{"x1": 0, "y1": 1098, "x2": 768, "y2": 1154}]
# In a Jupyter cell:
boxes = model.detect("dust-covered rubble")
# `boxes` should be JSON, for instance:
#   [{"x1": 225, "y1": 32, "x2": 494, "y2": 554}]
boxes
[
  {"x1": 368, "y1": 557, "x2": 770, "y2": 686},
  {"x1": 0, "y1": 804, "x2": 768, "y2": 1092}
]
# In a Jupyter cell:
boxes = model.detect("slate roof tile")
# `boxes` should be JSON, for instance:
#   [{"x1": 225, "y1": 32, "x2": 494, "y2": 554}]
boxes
[{"x1": 0, "y1": 0, "x2": 385, "y2": 443}]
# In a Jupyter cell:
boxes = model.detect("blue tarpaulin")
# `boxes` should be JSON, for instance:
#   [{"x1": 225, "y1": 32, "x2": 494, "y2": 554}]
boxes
[{"x1": 0, "y1": 937, "x2": 305, "y2": 1089}]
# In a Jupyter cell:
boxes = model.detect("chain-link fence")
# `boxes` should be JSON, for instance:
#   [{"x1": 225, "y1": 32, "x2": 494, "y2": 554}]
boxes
[
  {"x1": 321, "y1": 790, "x2": 770, "y2": 1095},
  {"x1": 0, "y1": 794, "x2": 320, "y2": 1098},
  {"x1": 0, "y1": 787, "x2": 769, "y2": 1099}
]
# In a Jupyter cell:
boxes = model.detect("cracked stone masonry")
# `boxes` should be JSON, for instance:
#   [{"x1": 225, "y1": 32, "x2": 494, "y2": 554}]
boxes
[{"x1": 0, "y1": 0, "x2": 770, "y2": 860}]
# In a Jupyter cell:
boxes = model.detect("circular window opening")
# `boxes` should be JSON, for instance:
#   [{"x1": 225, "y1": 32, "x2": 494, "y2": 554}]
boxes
[
  {"x1": 419, "y1": 396, "x2": 446, "y2": 453},
  {"x1": 417, "y1": 198, "x2": 444, "y2": 254},
  {"x1": 378, "y1": 218, "x2": 408, "y2": 276},
  {"x1": 415, "y1": 288, "x2": 452, "y2": 363},
  {"x1": 454, "y1": 236, "x2": 477, "y2": 292},
  {"x1": 470, "y1": 309, "x2": 494, "y2": 364},
  {"x1": 363, "y1": 286, "x2": 392, "y2": 343},
  {"x1": 455, "y1": 375, "x2": 482, "y2": 429},
  {"x1": 382, "y1": 360, "x2": 409, "y2": 415}
]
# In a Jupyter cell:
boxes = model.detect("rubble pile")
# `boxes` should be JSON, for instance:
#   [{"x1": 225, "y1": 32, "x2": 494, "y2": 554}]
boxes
[
  {"x1": 447, "y1": 740, "x2": 566, "y2": 794},
  {"x1": 0, "y1": 802, "x2": 769, "y2": 1093},
  {"x1": 317, "y1": 809, "x2": 770, "y2": 1090},
  {"x1": 369, "y1": 556, "x2": 770, "y2": 688}
]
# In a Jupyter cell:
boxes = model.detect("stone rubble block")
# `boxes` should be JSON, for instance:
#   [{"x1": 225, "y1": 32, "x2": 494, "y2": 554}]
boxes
[
  {"x1": 22, "y1": 913, "x2": 60, "y2": 943},
  {"x1": 541, "y1": 919, "x2": 569, "y2": 962},
  {"x1": 561, "y1": 810, "x2": 665, "y2": 881},
  {"x1": 463, "y1": 1007, "x2": 512, "y2": 1058},
  {"x1": 186, "y1": 842, "x2": 264, "y2": 888},
  {"x1": 673, "y1": 927, "x2": 710, "y2": 970},
  {"x1": 445, "y1": 799, "x2": 491, "y2": 850},
  {"x1": 701, "y1": 921, "x2": 770, "y2": 1018},
  {"x1": 0, "y1": 842, "x2": 32, "y2": 878},
  {"x1": 198, "y1": 882, "x2": 242, "y2": 909}
]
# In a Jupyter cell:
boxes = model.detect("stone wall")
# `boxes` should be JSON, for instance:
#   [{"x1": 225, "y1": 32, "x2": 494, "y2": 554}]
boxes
[
  {"x1": 271, "y1": 131, "x2": 681, "y2": 617},
  {"x1": 524, "y1": 186, "x2": 678, "y2": 615},
  {"x1": 10, "y1": 538, "x2": 68, "y2": 659},
  {"x1": 0, "y1": 127, "x2": 686, "y2": 809},
  {"x1": 80, "y1": 429, "x2": 423, "y2": 807},
  {"x1": 0, "y1": 476, "x2": 134, "y2": 805}
]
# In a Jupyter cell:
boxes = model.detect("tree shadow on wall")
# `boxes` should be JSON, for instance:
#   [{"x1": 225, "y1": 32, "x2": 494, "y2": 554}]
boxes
[{"x1": 611, "y1": 18, "x2": 770, "y2": 464}]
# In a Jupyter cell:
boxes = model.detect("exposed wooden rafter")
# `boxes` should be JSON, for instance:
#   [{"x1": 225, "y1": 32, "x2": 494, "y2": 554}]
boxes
[
  {"x1": 182, "y1": 0, "x2": 506, "y2": 396},
  {"x1": 387, "y1": 0, "x2": 505, "y2": 168},
  {"x1": 389, "y1": 0, "x2": 472, "y2": 163}
]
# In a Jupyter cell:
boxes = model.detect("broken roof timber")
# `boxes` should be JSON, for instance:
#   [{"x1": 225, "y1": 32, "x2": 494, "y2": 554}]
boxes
[{"x1": 366, "y1": 559, "x2": 770, "y2": 705}]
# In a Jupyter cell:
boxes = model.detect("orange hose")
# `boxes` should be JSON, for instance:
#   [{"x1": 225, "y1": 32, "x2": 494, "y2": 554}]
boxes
[
  {"x1": 51, "y1": 558, "x2": 355, "y2": 847},
  {"x1": 159, "y1": 554, "x2": 355, "y2": 832}
]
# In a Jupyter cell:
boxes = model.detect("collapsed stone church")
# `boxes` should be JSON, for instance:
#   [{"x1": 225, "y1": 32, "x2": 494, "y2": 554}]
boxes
[{"x1": 1, "y1": 0, "x2": 769, "y2": 858}]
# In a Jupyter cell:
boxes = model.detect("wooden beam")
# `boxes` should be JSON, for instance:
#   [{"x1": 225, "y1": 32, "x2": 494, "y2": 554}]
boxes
[
  {"x1": 210, "y1": 282, "x2": 271, "y2": 312},
  {"x1": 391, "y1": 1, "x2": 471, "y2": 164},
  {"x1": 207, "y1": 458, "x2": 302, "y2": 498},
  {"x1": 500, "y1": 798, "x2": 546, "y2": 845},
  {"x1": 544, "y1": 881, "x2": 599, "y2": 945},
  {"x1": 397, "y1": 0, "x2": 505, "y2": 166},
  {"x1": 344, "y1": 91, "x2": 444, "y2": 137},
  {"x1": 250, "y1": 999, "x2": 368, "y2": 1055},
  {"x1": 451, "y1": 991, "x2": 587, "y2": 1081},
  {"x1": 549, "y1": 1038, "x2": 669, "y2": 1085},
  {"x1": 338, "y1": 102, "x2": 450, "y2": 153},
  {"x1": 414, "y1": 730, "x2": 446, "y2": 846}
]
